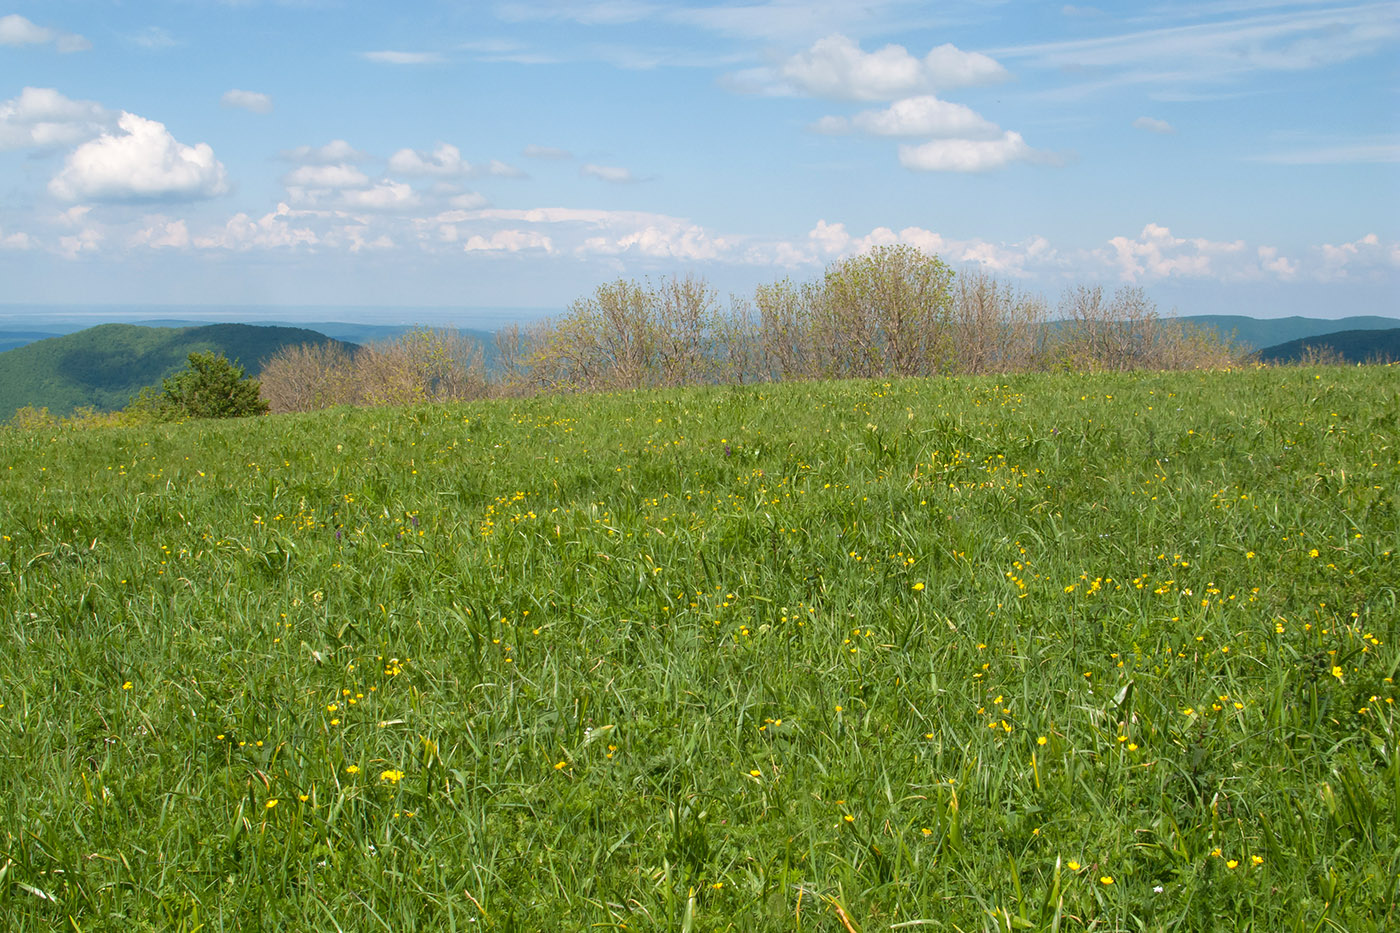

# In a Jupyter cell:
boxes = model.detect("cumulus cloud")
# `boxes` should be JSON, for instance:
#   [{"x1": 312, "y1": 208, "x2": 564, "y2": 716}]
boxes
[
  {"x1": 282, "y1": 139, "x2": 369, "y2": 164},
  {"x1": 1133, "y1": 116, "x2": 1175, "y2": 134},
  {"x1": 387, "y1": 145, "x2": 524, "y2": 179},
  {"x1": 221, "y1": 89, "x2": 273, "y2": 114},
  {"x1": 1102, "y1": 223, "x2": 1251, "y2": 281},
  {"x1": 796, "y1": 219, "x2": 1059, "y2": 276},
  {"x1": 130, "y1": 218, "x2": 190, "y2": 249},
  {"x1": 1257, "y1": 245, "x2": 1297, "y2": 280},
  {"x1": 814, "y1": 95, "x2": 1002, "y2": 138},
  {"x1": 448, "y1": 191, "x2": 490, "y2": 209},
  {"x1": 0, "y1": 226, "x2": 32, "y2": 250},
  {"x1": 389, "y1": 143, "x2": 472, "y2": 177},
  {"x1": 341, "y1": 181, "x2": 421, "y2": 211},
  {"x1": 361, "y1": 50, "x2": 444, "y2": 65},
  {"x1": 746, "y1": 33, "x2": 1009, "y2": 100},
  {"x1": 49, "y1": 112, "x2": 228, "y2": 202},
  {"x1": 582, "y1": 163, "x2": 639, "y2": 183},
  {"x1": 1317, "y1": 232, "x2": 1399, "y2": 279},
  {"x1": 899, "y1": 131, "x2": 1038, "y2": 172},
  {"x1": 195, "y1": 203, "x2": 319, "y2": 251},
  {"x1": 0, "y1": 14, "x2": 90, "y2": 52},
  {"x1": 464, "y1": 229, "x2": 555, "y2": 252},
  {"x1": 0, "y1": 87, "x2": 111, "y2": 151}
]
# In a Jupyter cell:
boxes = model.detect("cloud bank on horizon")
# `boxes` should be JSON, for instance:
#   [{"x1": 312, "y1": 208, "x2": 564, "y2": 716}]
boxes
[{"x1": 0, "y1": 2, "x2": 1396, "y2": 317}]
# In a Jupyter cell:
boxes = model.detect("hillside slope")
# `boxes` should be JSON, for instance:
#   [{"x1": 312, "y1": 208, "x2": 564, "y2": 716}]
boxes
[
  {"x1": 1177, "y1": 314, "x2": 1400, "y2": 350},
  {"x1": 1254, "y1": 327, "x2": 1400, "y2": 364},
  {"x1": 0, "y1": 323, "x2": 355, "y2": 419}
]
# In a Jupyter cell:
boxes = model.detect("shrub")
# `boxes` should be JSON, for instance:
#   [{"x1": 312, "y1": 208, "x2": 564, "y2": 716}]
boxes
[{"x1": 159, "y1": 351, "x2": 269, "y2": 419}]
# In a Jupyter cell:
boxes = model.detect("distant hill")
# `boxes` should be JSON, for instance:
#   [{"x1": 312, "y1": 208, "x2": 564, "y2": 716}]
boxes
[
  {"x1": 0, "y1": 323, "x2": 356, "y2": 420},
  {"x1": 0, "y1": 331, "x2": 62, "y2": 353},
  {"x1": 1253, "y1": 328, "x2": 1400, "y2": 365},
  {"x1": 136, "y1": 320, "x2": 501, "y2": 353},
  {"x1": 1177, "y1": 315, "x2": 1400, "y2": 351}
]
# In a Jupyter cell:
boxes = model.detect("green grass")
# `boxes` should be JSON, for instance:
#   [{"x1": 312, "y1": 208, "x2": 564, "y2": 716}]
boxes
[{"x1": 0, "y1": 366, "x2": 1396, "y2": 931}]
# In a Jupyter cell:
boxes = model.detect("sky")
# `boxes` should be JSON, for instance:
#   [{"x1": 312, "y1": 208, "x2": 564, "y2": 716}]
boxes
[{"x1": 1, "y1": 0, "x2": 1397, "y2": 324}]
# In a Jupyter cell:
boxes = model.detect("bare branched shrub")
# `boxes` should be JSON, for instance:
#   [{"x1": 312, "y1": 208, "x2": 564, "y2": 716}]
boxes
[
  {"x1": 817, "y1": 245, "x2": 957, "y2": 377},
  {"x1": 754, "y1": 278, "x2": 819, "y2": 381},
  {"x1": 259, "y1": 342, "x2": 356, "y2": 413},
  {"x1": 259, "y1": 329, "x2": 488, "y2": 412},
  {"x1": 354, "y1": 328, "x2": 488, "y2": 406},
  {"x1": 260, "y1": 248, "x2": 1240, "y2": 412},
  {"x1": 951, "y1": 272, "x2": 1048, "y2": 374}
]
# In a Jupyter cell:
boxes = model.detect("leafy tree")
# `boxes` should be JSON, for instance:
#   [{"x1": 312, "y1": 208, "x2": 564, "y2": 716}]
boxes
[{"x1": 159, "y1": 351, "x2": 270, "y2": 419}]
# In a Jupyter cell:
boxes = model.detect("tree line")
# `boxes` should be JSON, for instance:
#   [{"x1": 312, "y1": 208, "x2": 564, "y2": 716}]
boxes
[{"x1": 259, "y1": 245, "x2": 1235, "y2": 413}]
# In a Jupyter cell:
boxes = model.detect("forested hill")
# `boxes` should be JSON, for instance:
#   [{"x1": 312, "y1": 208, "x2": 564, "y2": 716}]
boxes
[
  {"x1": 0, "y1": 323, "x2": 354, "y2": 419},
  {"x1": 1254, "y1": 327, "x2": 1400, "y2": 364},
  {"x1": 1178, "y1": 314, "x2": 1400, "y2": 350}
]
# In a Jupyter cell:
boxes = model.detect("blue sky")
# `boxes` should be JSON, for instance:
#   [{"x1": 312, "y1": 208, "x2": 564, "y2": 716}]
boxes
[{"x1": 1, "y1": 0, "x2": 1397, "y2": 322}]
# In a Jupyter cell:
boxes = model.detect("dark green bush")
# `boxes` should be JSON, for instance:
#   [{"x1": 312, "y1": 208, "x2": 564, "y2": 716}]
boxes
[{"x1": 156, "y1": 351, "x2": 270, "y2": 419}]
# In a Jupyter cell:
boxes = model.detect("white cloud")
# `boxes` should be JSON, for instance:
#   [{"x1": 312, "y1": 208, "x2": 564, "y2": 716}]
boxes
[
  {"x1": 795, "y1": 219, "x2": 1060, "y2": 276},
  {"x1": 582, "y1": 163, "x2": 638, "y2": 183},
  {"x1": 464, "y1": 230, "x2": 555, "y2": 252},
  {"x1": 283, "y1": 139, "x2": 369, "y2": 164},
  {"x1": 221, "y1": 89, "x2": 273, "y2": 114},
  {"x1": 1133, "y1": 116, "x2": 1175, "y2": 134},
  {"x1": 130, "y1": 218, "x2": 191, "y2": 249},
  {"x1": 579, "y1": 222, "x2": 728, "y2": 260},
  {"x1": 389, "y1": 143, "x2": 473, "y2": 176},
  {"x1": 283, "y1": 163, "x2": 370, "y2": 188},
  {"x1": 49, "y1": 112, "x2": 229, "y2": 202},
  {"x1": 899, "y1": 131, "x2": 1038, "y2": 172},
  {"x1": 0, "y1": 227, "x2": 32, "y2": 250},
  {"x1": 1317, "y1": 232, "x2": 1399, "y2": 278},
  {"x1": 341, "y1": 181, "x2": 421, "y2": 211},
  {"x1": 195, "y1": 204, "x2": 318, "y2": 251},
  {"x1": 1102, "y1": 223, "x2": 1251, "y2": 281},
  {"x1": 0, "y1": 14, "x2": 89, "y2": 52},
  {"x1": 361, "y1": 50, "x2": 444, "y2": 65},
  {"x1": 760, "y1": 33, "x2": 1009, "y2": 100},
  {"x1": 0, "y1": 87, "x2": 111, "y2": 151},
  {"x1": 993, "y1": 4, "x2": 1400, "y2": 91},
  {"x1": 1257, "y1": 245, "x2": 1297, "y2": 280},
  {"x1": 523, "y1": 144, "x2": 572, "y2": 159},
  {"x1": 815, "y1": 95, "x2": 1002, "y2": 138},
  {"x1": 449, "y1": 191, "x2": 490, "y2": 209}
]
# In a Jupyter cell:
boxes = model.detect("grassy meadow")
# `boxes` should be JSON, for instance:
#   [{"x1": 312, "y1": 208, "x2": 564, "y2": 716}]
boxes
[{"x1": 0, "y1": 365, "x2": 1396, "y2": 931}]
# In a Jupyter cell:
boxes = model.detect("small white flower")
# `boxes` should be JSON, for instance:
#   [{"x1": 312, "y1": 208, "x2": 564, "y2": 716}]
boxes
[{"x1": 1154, "y1": 885, "x2": 1164, "y2": 894}]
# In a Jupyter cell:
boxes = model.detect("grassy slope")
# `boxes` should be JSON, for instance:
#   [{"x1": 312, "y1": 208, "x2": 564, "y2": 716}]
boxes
[
  {"x1": 1255, "y1": 327, "x2": 1400, "y2": 364},
  {"x1": 0, "y1": 323, "x2": 356, "y2": 419},
  {"x1": 0, "y1": 367, "x2": 1396, "y2": 930}
]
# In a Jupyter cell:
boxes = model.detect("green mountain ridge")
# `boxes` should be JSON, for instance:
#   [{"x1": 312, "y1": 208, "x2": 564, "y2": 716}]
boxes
[
  {"x1": 0, "y1": 323, "x2": 355, "y2": 420},
  {"x1": 1176, "y1": 314, "x2": 1400, "y2": 350},
  {"x1": 1253, "y1": 327, "x2": 1400, "y2": 364}
]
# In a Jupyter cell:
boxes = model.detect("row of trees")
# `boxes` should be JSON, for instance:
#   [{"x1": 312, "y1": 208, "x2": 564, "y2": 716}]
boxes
[{"x1": 258, "y1": 246, "x2": 1234, "y2": 412}]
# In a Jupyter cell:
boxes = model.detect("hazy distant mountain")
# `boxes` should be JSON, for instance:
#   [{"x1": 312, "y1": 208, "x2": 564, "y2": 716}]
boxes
[
  {"x1": 0, "y1": 323, "x2": 356, "y2": 420},
  {"x1": 0, "y1": 331, "x2": 61, "y2": 353},
  {"x1": 1254, "y1": 328, "x2": 1400, "y2": 365},
  {"x1": 1177, "y1": 315, "x2": 1400, "y2": 351}
]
